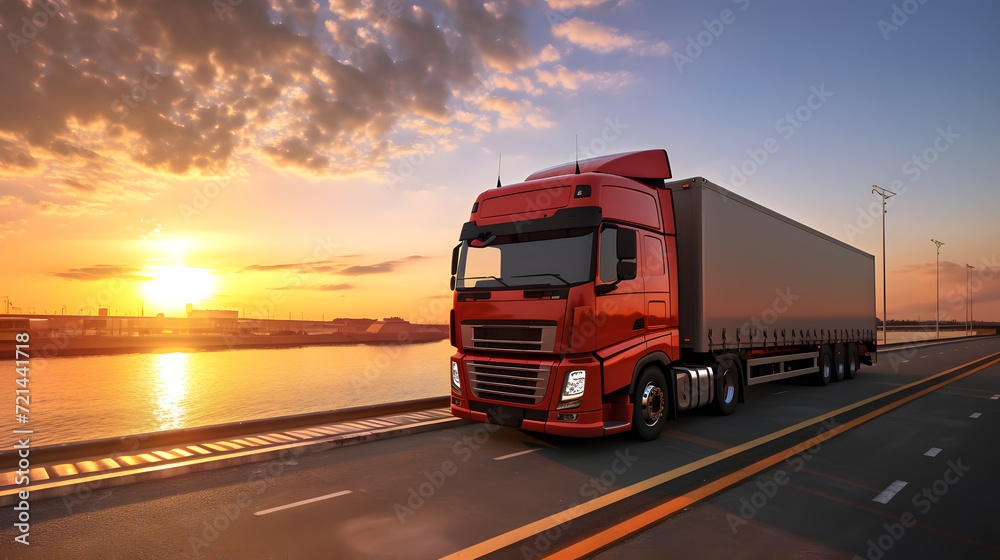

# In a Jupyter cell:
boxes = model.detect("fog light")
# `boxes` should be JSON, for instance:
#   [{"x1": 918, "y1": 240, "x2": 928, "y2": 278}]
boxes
[
  {"x1": 556, "y1": 399, "x2": 581, "y2": 410},
  {"x1": 557, "y1": 413, "x2": 578, "y2": 422}
]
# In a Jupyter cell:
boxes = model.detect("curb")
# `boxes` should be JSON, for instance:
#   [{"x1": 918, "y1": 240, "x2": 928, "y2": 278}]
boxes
[{"x1": 1, "y1": 410, "x2": 469, "y2": 507}]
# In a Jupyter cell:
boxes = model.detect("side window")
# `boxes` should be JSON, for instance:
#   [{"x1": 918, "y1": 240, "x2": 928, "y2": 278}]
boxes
[
  {"x1": 643, "y1": 236, "x2": 665, "y2": 277},
  {"x1": 599, "y1": 226, "x2": 617, "y2": 283}
]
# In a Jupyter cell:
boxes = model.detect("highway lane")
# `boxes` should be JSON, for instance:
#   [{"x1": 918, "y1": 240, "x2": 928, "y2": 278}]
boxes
[
  {"x1": 591, "y1": 344, "x2": 1000, "y2": 560},
  {"x1": 1, "y1": 337, "x2": 997, "y2": 559}
]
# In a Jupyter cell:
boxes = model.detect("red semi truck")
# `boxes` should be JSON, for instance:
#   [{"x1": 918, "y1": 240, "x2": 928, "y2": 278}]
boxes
[{"x1": 449, "y1": 149, "x2": 876, "y2": 440}]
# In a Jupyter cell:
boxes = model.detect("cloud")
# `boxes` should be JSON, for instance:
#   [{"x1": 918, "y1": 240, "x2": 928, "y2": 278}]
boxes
[
  {"x1": 535, "y1": 65, "x2": 631, "y2": 91},
  {"x1": 49, "y1": 264, "x2": 153, "y2": 282},
  {"x1": 546, "y1": 0, "x2": 616, "y2": 9},
  {"x1": 237, "y1": 261, "x2": 337, "y2": 273},
  {"x1": 338, "y1": 255, "x2": 427, "y2": 276},
  {"x1": 552, "y1": 17, "x2": 668, "y2": 55},
  {"x1": 0, "y1": 0, "x2": 554, "y2": 201},
  {"x1": 539, "y1": 44, "x2": 561, "y2": 63},
  {"x1": 272, "y1": 283, "x2": 354, "y2": 291},
  {"x1": 238, "y1": 255, "x2": 426, "y2": 276}
]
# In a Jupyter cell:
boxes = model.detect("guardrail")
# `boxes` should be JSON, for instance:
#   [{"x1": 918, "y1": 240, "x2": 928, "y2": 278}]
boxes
[{"x1": 0, "y1": 396, "x2": 449, "y2": 466}]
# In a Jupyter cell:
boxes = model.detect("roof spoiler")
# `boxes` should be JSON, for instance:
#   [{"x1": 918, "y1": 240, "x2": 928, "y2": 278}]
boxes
[{"x1": 523, "y1": 149, "x2": 672, "y2": 182}]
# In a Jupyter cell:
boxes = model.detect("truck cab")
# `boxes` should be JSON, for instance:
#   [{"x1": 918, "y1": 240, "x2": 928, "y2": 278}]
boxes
[{"x1": 449, "y1": 150, "x2": 681, "y2": 438}]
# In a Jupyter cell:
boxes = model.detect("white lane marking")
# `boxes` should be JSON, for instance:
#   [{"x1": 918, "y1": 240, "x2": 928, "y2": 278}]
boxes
[
  {"x1": 970, "y1": 412, "x2": 982, "y2": 419},
  {"x1": 991, "y1": 394, "x2": 999, "y2": 400},
  {"x1": 873, "y1": 480, "x2": 908, "y2": 504},
  {"x1": 924, "y1": 448, "x2": 942, "y2": 457},
  {"x1": 920, "y1": 356, "x2": 927, "y2": 359},
  {"x1": 939, "y1": 352, "x2": 945, "y2": 355},
  {"x1": 772, "y1": 391, "x2": 788, "y2": 396},
  {"x1": 494, "y1": 448, "x2": 542, "y2": 461},
  {"x1": 254, "y1": 490, "x2": 353, "y2": 516},
  {"x1": 901, "y1": 360, "x2": 910, "y2": 363}
]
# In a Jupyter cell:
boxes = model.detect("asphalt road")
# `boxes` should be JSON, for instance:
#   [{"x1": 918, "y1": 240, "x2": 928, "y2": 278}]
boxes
[{"x1": 1, "y1": 337, "x2": 997, "y2": 560}]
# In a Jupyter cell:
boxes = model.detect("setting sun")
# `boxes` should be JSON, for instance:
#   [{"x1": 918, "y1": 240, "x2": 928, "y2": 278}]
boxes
[{"x1": 141, "y1": 265, "x2": 216, "y2": 314}]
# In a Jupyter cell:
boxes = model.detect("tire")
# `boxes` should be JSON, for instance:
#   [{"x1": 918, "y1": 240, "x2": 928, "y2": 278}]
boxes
[
  {"x1": 814, "y1": 345, "x2": 833, "y2": 386},
  {"x1": 713, "y1": 356, "x2": 740, "y2": 416},
  {"x1": 845, "y1": 343, "x2": 860, "y2": 379},
  {"x1": 832, "y1": 343, "x2": 846, "y2": 382},
  {"x1": 632, "y1": 366, "x2": 668, "y2": 441}
]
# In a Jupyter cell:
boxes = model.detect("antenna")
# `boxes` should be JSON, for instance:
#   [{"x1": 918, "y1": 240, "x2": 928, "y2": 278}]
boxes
[
  {"x1": 496, "y1": 153, "x2": 502, "y2": 188},
  {"x1": 574, "y1": 135, "x2": 580, "y2": 174}
]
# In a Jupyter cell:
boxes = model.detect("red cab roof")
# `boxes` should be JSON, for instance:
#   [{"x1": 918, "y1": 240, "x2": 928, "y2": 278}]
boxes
[{"x1": 524, "y1": 149, "x2": 672, "y2": 182}]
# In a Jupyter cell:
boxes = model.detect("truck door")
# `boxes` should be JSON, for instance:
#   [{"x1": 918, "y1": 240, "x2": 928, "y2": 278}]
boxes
[
  {"x1": 642, "y1": 234, "x2": 670, "y2": 332},
  {"x1": 596, "y1": 224, "x2": 645, "y2": 351}
]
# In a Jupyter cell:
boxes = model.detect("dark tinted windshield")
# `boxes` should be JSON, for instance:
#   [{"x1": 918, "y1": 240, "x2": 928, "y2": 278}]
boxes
[{"x1": 457, "y1": 228, "x2": 594, "y2": 289}]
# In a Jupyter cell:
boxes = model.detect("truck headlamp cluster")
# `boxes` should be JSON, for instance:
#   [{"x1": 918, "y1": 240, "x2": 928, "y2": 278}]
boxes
[
  {"x1": 451, "y1": 361, "x2": 461, "y2": 391},
  {"x1": 561, "y1": 370, "x2": 586, "y2": 401}
]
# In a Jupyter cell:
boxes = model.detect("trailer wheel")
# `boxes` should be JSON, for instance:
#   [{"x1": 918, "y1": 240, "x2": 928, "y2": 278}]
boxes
[
  {"x1": 832, "y1": 343, "x2": 846, "y2": 382},
  {"x1": 814, "y1": 345, "x2": 833, "y2": 386},
  {"x1": 633, "y1": 366, "x2": 668, "y2": 441},
  {"x1": 845, "y1": 343, "x2": 860, "y2": 379},
  {"x1": 713, "y1": 356, "x2": 740, "y2": 416}
]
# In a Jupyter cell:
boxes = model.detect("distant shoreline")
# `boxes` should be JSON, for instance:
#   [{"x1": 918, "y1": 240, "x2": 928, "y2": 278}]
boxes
[{"x1": 0, "y1": 329, "x2": 449, "y2": 359}]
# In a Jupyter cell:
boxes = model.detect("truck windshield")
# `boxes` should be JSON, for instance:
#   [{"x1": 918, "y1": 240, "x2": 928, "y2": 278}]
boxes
[{"x1": 457, "y1": 228, "x2": 595, "y2": 290}]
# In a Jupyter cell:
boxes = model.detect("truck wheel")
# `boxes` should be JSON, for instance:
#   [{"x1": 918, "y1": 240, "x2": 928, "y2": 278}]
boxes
[
  {"x1": 832, "y1": 343, "x2": 846, "y2": 382},
  {"x1": 713, "y1": 356, "x2": 740, "y2": 416},
  {"x1": 814, "y1": 345, "x2": 833, "y2": 386},
  {"x1": 845, "y1": 343, "x2": 860, "y2": 379},
  {"x1": 633, "y1": 366, "x2": 668, "y2": 441}
]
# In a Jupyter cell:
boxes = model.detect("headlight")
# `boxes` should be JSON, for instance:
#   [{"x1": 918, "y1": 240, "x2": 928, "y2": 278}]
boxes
[
  {"x1": 451, "y1": 361, "x2": 461, "y2": 391},
  {"x1": 561, "y1": 370, "x2": 586, "y2": 401}
]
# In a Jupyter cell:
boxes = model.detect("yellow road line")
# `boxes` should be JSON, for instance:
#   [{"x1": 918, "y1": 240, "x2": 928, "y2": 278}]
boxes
[{"x1": 440, "y1": 351, "x2": 1000, "y2": 560}]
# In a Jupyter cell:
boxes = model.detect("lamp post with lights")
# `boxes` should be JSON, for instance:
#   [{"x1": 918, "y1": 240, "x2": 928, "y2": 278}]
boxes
[{"x1": 931, "y1": 239, "x2": 944, "y2": 338}]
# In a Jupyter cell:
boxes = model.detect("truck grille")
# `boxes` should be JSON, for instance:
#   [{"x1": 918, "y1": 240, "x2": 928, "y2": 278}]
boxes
[
  {"x1": 467, "y1": 361, "x2": 552, "y2": 405},
  {"x1": 461, "y1": 321, "x2": 557, "y2": 353}
]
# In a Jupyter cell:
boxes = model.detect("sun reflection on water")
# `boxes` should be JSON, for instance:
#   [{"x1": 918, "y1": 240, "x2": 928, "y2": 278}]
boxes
[{"x1": 153, "y1": 352, "x2": 190, "y2": 430}]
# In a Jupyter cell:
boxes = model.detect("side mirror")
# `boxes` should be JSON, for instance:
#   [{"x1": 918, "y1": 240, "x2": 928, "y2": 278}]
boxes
[
  {"x1": 617, "y1": 228, "x2": 637, "y2": 260},
  {"x1": 451, "y1": 244, "x2": 460, "y2": 275},
  {"x1": 617, "y1": 261, "x2": 637, "y2": 281}
]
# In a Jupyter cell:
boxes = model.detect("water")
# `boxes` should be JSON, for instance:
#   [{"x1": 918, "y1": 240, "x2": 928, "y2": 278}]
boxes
[{"x1": 1, "y1": 340, "x2": 454, "y2": 449}]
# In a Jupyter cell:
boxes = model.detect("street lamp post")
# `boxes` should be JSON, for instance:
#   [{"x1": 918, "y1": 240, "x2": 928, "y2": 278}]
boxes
[
  {"x1": 873, "y1": 186, "x2": 896, "y2": 344},
  {"x1": 931, "y1": 239, "x2": 945, "y2": 338},
  {"x1": 967, "y1": 264, "x2": 974, "y2": 335}
]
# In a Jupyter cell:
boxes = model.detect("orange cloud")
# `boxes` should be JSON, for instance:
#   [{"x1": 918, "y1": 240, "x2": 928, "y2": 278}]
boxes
[{"x1": 552, "y1": 17, "x2": 669, "y2": 55}]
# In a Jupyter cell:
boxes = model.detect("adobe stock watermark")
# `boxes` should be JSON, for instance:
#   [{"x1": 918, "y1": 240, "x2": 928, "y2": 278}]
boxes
[
  {"x1": 877, "y1": 0, "x2": 930, "y2": 41},
  {"x1": 179, "y1": 167, "x2": 250, "y2": 223},
  {"x1": 727, "y1": 417, "x2": 836, "y2": 533},
  {"x1": 737, "y1": 287, "x2": 799, "y2": 347},
  {"x1": 672, "y1": 0, "x2": 751, "y2": 73},
  {"x1": 729, "y1": 85, "x2": 834, "y2": 188},
  {"x1": 520, "y1": 448, "x2": 639, "y2": 558},
  {"x1": 383, "y1": 140, "x2": 435, "y2": 192},
  {"x1": 5, "y1": 0, "x2": 63, "y2": 54},
  {"x1": 854, "y1": 458, "x2": 970, "y2": 560},
  {"x1": 393, "y1": 414, "x2": 510, "y2": 524},
  {"x1": 110, "y1": 65, "x2": 167, "y2": 120},
  {"x1": 568, "y1": 116, "x2": 628, "y2": 162},
  {"x1": 351, "y1": 287, "x2": 450, "y2": 392},
  {"x1": 188, "y1": 449, "x2": 300, "y2": 556},
  {"x1": 842, "y1": 126, "x2": 959, "y2": 243},
  {"x1": 941, "y1": 255, "x2": 998, "y2": 323}
]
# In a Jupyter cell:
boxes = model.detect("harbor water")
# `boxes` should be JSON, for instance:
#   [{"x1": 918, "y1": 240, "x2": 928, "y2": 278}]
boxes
[{"x1": 1, "y1": 340, "x2": 454, "y2": 449}]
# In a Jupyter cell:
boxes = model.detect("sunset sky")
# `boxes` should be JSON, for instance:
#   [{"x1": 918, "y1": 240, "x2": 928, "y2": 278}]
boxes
[{"x1": 0, "y1": 0, "x2": 998, "y2": 323}]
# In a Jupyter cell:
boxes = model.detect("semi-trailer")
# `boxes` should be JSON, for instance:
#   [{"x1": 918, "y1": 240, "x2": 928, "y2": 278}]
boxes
[{"x1": 449, "y1": 149, "x2": 876, "y2": 439}]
